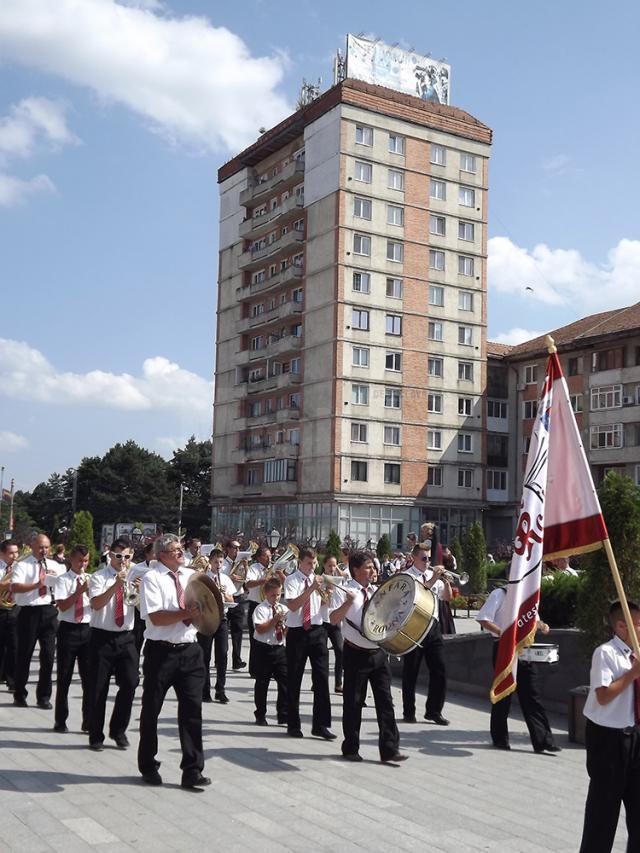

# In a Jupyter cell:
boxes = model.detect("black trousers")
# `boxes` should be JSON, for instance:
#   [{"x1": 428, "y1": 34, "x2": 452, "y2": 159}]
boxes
[
  {"x1": 286, "y1": 624, "x2": 331, "y2": 732},
  {"x1": 88, "y1": 628, "x2": 138, "y2": 743},
  {"x1": 252, "y1": 641, "x2": 287, "y2": 721},
  {"x1": 325, "y1": 621, "x2": 344, "y2": 687},
  {"x1": 579, "y1": 720, "x2": 640, "y2": 853},
  {"x1": 342, "y1": 643, "x2": 399, "y2": 760},
  {"x1": 401, "y1": 620, "x2": 446, "y2": 718},
  {"x1": 14, "y1": 604, "x2": 58, "y2": 703},
  {"x1": 138, "y1": 640, "x2": 205, "y2": 778},
  {"x1": 247, "y1": 600, "x2": 258, "y2": 675},
  {"x1": 55, "y1": 621, "x2": 91, "y2": 728},
  {"x1": 133, "y1": 609, "x2": 146, "y2": 655},
  {"x1": 227, "y1": 597, "x2": 245, "y2": 668},
  {"x1": 0, "y1": 606, "x2": 20, "y2": 688},
  {"x1": 490, "y1": 643, "x2": 555, "y2": 750},
  {"x1": 197, "y1": 620, "x2": 228, "y2": 698}
]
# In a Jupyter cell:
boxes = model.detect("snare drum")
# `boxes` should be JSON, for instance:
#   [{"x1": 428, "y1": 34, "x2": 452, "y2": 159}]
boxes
[
  {"x1": 362, "y1": 573, "x2": 437, "y2": 656},
  {"x1": 519, "y1": 643, "x2": 559, "y2": 664}
]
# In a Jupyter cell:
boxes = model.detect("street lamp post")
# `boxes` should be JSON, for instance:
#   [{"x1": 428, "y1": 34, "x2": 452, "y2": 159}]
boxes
[{"x1": 268, "y1": 528, "x2": 281, "y2": 550}]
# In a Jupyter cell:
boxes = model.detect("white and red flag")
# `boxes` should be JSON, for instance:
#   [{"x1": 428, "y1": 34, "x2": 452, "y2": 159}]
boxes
[{"x1": 490, "y1": 348, "x2": 608, "y2": 703}]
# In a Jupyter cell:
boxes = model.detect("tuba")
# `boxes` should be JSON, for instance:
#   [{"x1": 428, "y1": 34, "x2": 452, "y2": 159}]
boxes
[
  {"x1": 259, "y1": 544, "x2": 300, "y2": 601},
  {"x1": 190, "y1": 555, "x2": 211, "y2": 574},
  {"x1": 0, "y1": 566, "x2": 15, "y2": 609}
]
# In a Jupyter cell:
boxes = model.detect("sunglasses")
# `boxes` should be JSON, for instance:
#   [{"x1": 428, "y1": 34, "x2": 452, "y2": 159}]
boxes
[
  {"x1": 110, "y1": 553, "x2": 131, "y2": 561},
  {"x1": 418, "y1": 556, "x2": 429, "y2": 562}
]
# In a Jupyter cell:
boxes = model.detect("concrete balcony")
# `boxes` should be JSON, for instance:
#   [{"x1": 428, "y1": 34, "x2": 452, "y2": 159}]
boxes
[
  {"x1": 235, "y1": 299, "x2": 303, "y2": 334},
  {"x1": 276, "y1": 371, "x2": 302, "y2": 390},
  {"x1": 236, "y1": 264, "x2": 303, "y2": 302},
  {"x1": 266, "y1": 334, "x2": 303, "y2": 359},
  {"x1": 244, "y1": 411, "x2": 277, "y2": 428},
  {"x1": 239, "y1": 159, "x2": 305, "y2": 207},
  {"x1": 238, "y1": 231, "x2": 304, "y2": 272},
  {"x1": 239, "y1": 195, "x2": 304, "y2": 239},
  {"x1": 276, "y1": 407, "x2": 300, "y2": 424},
  {"x1": 244, "y1": 442, "x2": 301, "y2": 462}
]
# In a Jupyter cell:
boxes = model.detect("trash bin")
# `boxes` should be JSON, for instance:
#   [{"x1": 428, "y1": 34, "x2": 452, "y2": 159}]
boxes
[{"x1": 568, "y1": 685, "x2": 589, "y2": 744}]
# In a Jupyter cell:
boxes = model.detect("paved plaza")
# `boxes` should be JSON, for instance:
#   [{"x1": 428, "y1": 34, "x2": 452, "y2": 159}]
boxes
[{"x1": 0, "y1": 637, "x2": 627, "y2": 853}]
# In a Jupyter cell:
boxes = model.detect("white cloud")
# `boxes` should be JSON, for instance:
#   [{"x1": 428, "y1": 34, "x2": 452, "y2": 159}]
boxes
[
  {"x1": 0, "y1": 430, "x2": 29, "y2": 452},
  {"x1": 492, "y1": 328, "x2": 546, "y2": 346},
  {"x1": 0, "y1": 338, "x2": 213, "y2": 414},
  {"x1": 488, "y1": 236, "x2": 640, "y2": 311},
  {"x1": 541, "y1": 153, "x2": 573, "y2": 177},
  {"x1": 0, "y1": 96, "x2": 78, "y2": 162},
  {"x1": 155, "y1": 434, "x2": 192, "y2": 456},
  {"x1": 0, "y1": 172, "x2": 54, "y2": 206},
  {"x1": 0, "y1": 0, "x2": 292, "y2": 152}
]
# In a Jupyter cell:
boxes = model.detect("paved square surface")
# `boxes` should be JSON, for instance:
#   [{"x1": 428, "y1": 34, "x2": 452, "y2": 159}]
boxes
[{"x1": 0, "y1": 656, "x2": 627, "y2": 852}]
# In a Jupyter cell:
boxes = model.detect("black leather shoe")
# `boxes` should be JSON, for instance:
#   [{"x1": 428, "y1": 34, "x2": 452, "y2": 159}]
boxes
[
  {"x1": 342, "y1": 753, "x2": 363, "y2": 762},
  {"x1": 215, "y1": 693, "x2": 229, "y2": 704},
  {"x1": 13, "y1": 698, "x2": 27, "y2": 707},
  {"x1": 311, "y1": 727, "x2": 337, "y2": 741},
  {"x1": 181, "y1": 774, "x2": 211, "y2": 789},
  {"x1": 535, "y1": 744, "x2": 562, "y2": 754},
  {"x1": 37, "y1": 701, "x2": 53, "y2": 710},
  {"x1": 141, "y1": 770, "x2": 163, "y2": 786},
  {"x1": 277, "y1": 718, "x2": 288, "y2": 726},
  {"x1": 202, "y1": 694, "x2": 213, "y2": 703},
  {"x1": 403, "y1": 715, "x2": 417, "y2": 723},
  {"x1": 111, "y1": 734, "x2": 130, "y2": 749},
  {"x1": 287, "y1": 729, "x2": 304, "y2": 738},
  {"x1": 53, "y1": 723, "x2": 69, "y2": 733},
  {"x1": 493, "y1": 742, "x2": 511, "y2": 751},
  {"x1": 382, "y1": 752, "x2": 409, "y2": 763},
  {"x1": 81, "y1": 722, "x2": 90, "y2": 733},
  {"x1": 255, "y1": 717, "x2": 268, "y2": 726},
  {"x1": 232, "y1": 661, "x2": 247, "y2": 670},
  {"x1": 424, "y1": 712, "x2": 450, "y2": 726},
  {"x1": 88, "y1": 741, "x2": 104, "y2": 751}
]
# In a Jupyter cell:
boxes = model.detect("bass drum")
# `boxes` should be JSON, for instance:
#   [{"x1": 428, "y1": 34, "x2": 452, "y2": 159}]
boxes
[{"x1": 362, "y1": 573, "x2": 437, "y2": 656}]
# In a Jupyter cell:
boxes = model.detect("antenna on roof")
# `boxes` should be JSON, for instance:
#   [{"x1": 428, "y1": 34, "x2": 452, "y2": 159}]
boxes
[{"x1": 297, "y1": 78, "x2": 323, "y2": 110}]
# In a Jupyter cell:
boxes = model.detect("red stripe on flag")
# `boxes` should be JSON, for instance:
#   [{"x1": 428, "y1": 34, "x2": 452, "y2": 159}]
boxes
[
  {"x1": 491, "y1": 590, "x2": 540, "y2": 703},
  {"x1": 544, "y1": 514, "x2": 607, "y2": 556}
]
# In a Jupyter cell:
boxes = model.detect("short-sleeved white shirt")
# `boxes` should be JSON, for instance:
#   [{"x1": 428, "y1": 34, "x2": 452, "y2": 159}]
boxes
[
  {"x1": 246, "y1": 561, "x2": 267, "y2": 604},
  {"x1": 583, "y1": 634, "x2": 636, "y2": 729},
  {"x1": 89, "y1": 565, "x2": 135, "y2": 631},
  {"x1": 140, "y1": 563, "x2": 198, "y2": 644},
  {"x1": 253, "y1": 600, "x2": 287, "y2": 645},
  {"x1": 476, "y1": 587, "x2": 507, "y2": 627},
  {"x1": 11, "y1": 555, "x2": 65, "y2": 607},
  {"x1": 284, "y1": 570, "x2": 328, "y2": 627},
  {"x1": 329, "y1": 580, "x2": 377, "y2": 650},
  {"x1": 222, "y1": 555, "x2": 244, "y2": 595},
  {"x1": 55, "y1": 571, "x2": 91, "y2": 624}
]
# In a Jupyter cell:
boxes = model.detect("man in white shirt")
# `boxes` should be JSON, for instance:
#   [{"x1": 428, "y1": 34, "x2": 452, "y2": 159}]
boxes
[
  {"x1": 245, "y1": 546, "x2": 275, "y2": 675},
  {"x1": 11, "y1": 532, "x2": 65, "y2": 708},
  {"x1": 330, "y1": 551, "x2": 407, "y2": 763},
  {"x1": 252, "y1": 577, "x2": 288, "y2": 726},
  {"x1": 129, "y1": 542, "x2": 154, "y2": 654},
  {"x1": 197, "y1": 549, "x2": 235, "y2": 703},
  {"x1": 552, "y1": 556, "x2": 579, "y2": 576},
  {"x1": 222, "y1": 539, "x2": 247, "y2": 670},
  {"x1": 579, "y1": 600, "x2": 640, "y2": 853},
  {"x1": 284, "y1": 547, "x2": 335, "y2": 740},
  {"x1": 401, "y1": 544, "x2": 452, "y2": 725},
  {"x1": 0, "y1": 539, "x2": 20, "y2": 691},
  {"x1": 137, "y1": 533, "x2": 209, "y2": 789},
  {"x1": 477, "y1": 585, "x2": 559, "y2": 753},
  {"x1": 87, "y1": 537, "x2": 138, "y2": 751},
  {"x1": 53, "y1": 544, "x2": 92, "y2": 733},
  {"x1": 183, "y1": 538, "x2": 201, "y2": 568}
]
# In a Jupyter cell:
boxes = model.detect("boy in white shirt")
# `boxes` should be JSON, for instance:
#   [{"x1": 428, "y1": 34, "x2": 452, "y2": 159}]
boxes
[
  {"x1": 196, "y1": 549, "x2": 235, "y2": 703},
  {"x1": 252, "y1": 577, "x2": 288, "y2": 726}
]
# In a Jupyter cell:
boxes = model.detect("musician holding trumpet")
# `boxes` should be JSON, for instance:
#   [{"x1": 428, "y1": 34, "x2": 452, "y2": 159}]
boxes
[
  {"x1": 222, "y1": 539, "x2": 248, "y2": 670},
  {"x1": 0, "y1": 539, "x2": 20, "y2": 692},
  {"x1": 252, "y1": 577, "x2": 288, "y2": 726}
]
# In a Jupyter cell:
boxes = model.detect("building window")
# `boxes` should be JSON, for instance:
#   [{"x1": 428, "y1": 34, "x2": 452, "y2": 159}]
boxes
[
  {"x1": 590, "y1": 424, "x2": 623, "y2": 449},
  {"x1": 249, "y1": 401, "x2": 261, "y2": 418},
  {"x1": 353, "y1": 234, "x2": 371, "y2": 256},
  {"x1": 355, "y1": 161, "x2": 372, "y2": 183},
  {"x1": 591, "y1": 349, "x2": 624, "y2": 372},
  {"x1": 263, "y1": 458, "x2": 297, "y2": 483},
  {"x1": 429, "y1": 285, "x2": 444, "y2": 307},
  {"x1": 288, "y1": 428, "x2": 300, "y2": 445},
  {"x1": 570, "y1": 394, "x2": 583, "y2": 413},
  {"x1": 523, "y1": 400, "x2": 538, "y2": 420},
  {"x1": 250, "y1": 335, "x2": 264, "y2": 351},
  {"x1": 351, "y1": 460, "x2": 368, "y2": 481},
  {"x1": 354, "y1": 196, "x2": 372, "y2": 220},
  {"x1": 289, "y1": 392, "x2": 301, "y2": 409},
  {"x1": 458, "y1": 468, "x2": 473, "y2": 488},
  {"x1": 458, "y1": 221, "x2": 475, "y2": 241},
  {"x1": 524, "y1": 364, "x2": 537, "y2": 385},
  {"x1": 427, "y1": 466, "x2": 443, "y2": 487},
  {"x1": 384, "y1": 425, "x2": 401, "y2": 446},
  {"x1": 385, "y1": 351, "x2": 402, "y2": 371},
  {"x1": 428, "y1": 357, "x2": 444, "y2": 377},
  {"x1": 352, "y1": 384, "x2": 369, "y2": 405},
  {"x1": 388, "y1": 169, "x2": 404, "y2": 191},
  {"x1": 290, "y1": 358, "x2": 301, "y2": 374},
  {"x1": 246, "y1": 468, "x2": 259, "y2": 486},
  {"x1": 458, "y1": 255, "x2": 475, "y2": 277},
  {"x1": 487, "y1": 399, "x2": 507, "y2": 419},
  {"x1": 427, "y1": 429, "x2": 442, "y2": 450},
  {"x1": 386, "y1": 277, "x2": 403, "y2": 298},
  {"x1": 430, "y1": 178, "x2": 446, "y2": 200},
  {"x1": 429, "y1": 214, "x2": 446, "y2": 236},
  {"x1": 384, "y1": 387, "x2": 401, "y2": 408},
  {"x1": 458, "y1": 326, "x2": 473, "y2": 346},
  {"x1": 591, "y1": 384, "x2": 622, "y2": 410},
  {"x1": 355, "y1": 125, "x2": 373, "y2": 146},
  {"x1": 428, "y1": 392, "x2": 443, "y2": 413},
  {"x1": 636, "y1": 465, "x2": 640, "y2": 488},
  {"x1": 457, "y1": 433, "x2": 473, "y2": 453},
  {"x1": 431, "y1": 144, "x2": 446, "y2": 166},
  {"x1": 387, "y1": 205, "x2": 404, "y2": 226},
  {"x1": 352, "y1": 308, "x2": 370, "y2": 331},
  {"x1": 352, "y1": 346, "x2": 370, "y2": 367},
  {"x1": 293, "y1": 218, "x2": 304, "y2": 232},
  {"x1": 487, "y1": 470, "x2": 507, "y2": 491},
  {"x1": 458, "y1": 361, "x2": 474, "y2": 381},
  {"x1": 428, "y1": 321, "x2": 444, "y2": 341},
  {"x1": 458, "y1": 290, "x2": 474, "y2": 311},
  {"x1": 388, "y1": 133, "x2": 405, "y2": 154},
  {"x1": 458, "y1": 397, "x2": 472, "y2": 416},
  {"x1": 384, "y1": 463, "x2": 401, "y2": 484},
  {"x1": 352, "y1": 271, "x2": 371, "y2": 293},
  {"x1": 460, "y1": 153, "x2": 477, "y2": 173},
  {"x1": 386, "y1": 314, "x2": 402, "y2": 336},
  {"x1": 459, "y1": 186, "x2": 476, "y2": 207},
  {"x1": 387, "y1": 240, "x2": 404, "y2": 263},
  {"x1": 429, "y1": 249, "x2": 445, "y2": 271},
  {"x1": 568, "y1": 356, "x2": 583, "y2": 376},
  {"x1": 351, "y1": 422, "x2": 368, "y2": 443}
]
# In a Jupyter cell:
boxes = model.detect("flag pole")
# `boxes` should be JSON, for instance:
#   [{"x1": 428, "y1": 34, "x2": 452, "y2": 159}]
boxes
[{"x1": 545, "y1": 335, "x2": 640, "y2": 658}]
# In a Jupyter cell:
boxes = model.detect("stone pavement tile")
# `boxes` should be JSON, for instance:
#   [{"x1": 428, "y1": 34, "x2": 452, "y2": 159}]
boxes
[{"x1": 42, "y1": 833, "x2": 95, "y2": 853}]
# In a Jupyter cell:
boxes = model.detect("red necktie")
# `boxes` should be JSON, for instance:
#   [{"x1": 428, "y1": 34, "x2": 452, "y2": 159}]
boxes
[
  {"x1": 114, "y1": 581, "x2": 124, "y2": 627},
  {"x1": 302, "y1": 578, "x2": 312, "y2": 630},
  {"x1": 38, "y1": 560, "x2": 48, "y2": 597},
  {"x1": 169, "y1": 571, "x2": 191, "y2": 626},
  {"x1": 273, "y1": 605, "x2": 283, "y2": 642},
  {"x1": 74, "y1": 577, "x2": 84, "y2": 623},
  {"x1": 631, "y1": 654, "x2": 640, "y2": 724},
  {"x1": 362, "y1": 586, "x2": 369, "y2": 605}
]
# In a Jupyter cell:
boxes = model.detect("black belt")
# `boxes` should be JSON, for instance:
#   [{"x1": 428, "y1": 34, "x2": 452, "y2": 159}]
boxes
[
  {"x1": 147, "y1": 639, "x2": 193, "y2": 650},
  {"x1": 344, "y1": 639, "x2": 378, "y2": 652},
  {"x1": 589, "y1": 719, "x2": 640, "y2": 736}
]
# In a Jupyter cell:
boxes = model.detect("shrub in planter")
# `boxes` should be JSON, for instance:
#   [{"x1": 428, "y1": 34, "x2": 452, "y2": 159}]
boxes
[{"x1": 539, "y1": 573, "x2": 581, "y2": 627}]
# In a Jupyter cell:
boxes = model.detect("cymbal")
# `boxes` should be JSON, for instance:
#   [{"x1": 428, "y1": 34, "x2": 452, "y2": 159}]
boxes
[{"x1": 185, "y1": 574, "x2": 223, "y2": 636}]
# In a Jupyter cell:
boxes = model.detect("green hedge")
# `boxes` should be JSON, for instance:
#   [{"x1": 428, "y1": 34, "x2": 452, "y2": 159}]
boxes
[{"x1": 539, "y1": 573, "x2": 581, "y2": 628}]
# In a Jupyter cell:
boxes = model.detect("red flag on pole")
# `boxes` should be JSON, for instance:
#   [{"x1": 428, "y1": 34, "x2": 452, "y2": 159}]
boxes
[{"x1": 490, "y1": 344, "x2": 608, "y2": 703}]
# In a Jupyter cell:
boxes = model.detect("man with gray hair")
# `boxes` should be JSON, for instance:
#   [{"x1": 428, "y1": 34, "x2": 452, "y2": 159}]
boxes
[{"x1": 137, "y1": 533, "x2": 209, "y2": 789}]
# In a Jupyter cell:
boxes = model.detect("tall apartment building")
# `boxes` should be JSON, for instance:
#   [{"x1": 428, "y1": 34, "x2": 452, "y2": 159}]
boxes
[{"x1": 212, "y1": 78, "x2": 492, "y2": 547}]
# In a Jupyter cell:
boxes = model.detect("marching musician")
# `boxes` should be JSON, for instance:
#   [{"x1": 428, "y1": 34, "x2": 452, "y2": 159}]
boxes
[
  {"x1": 11, "y1": 533, "x2": 65, "y2": 709},
  {"x1": 245, "y1": 546, "x2": 274, "y2": 674},
  {"x1": 198, "y1": 549, "x2": 235, "y2": 703},
  {"x1": 322, "y1": 554, "x2": 344, "y2": 694},
  {"x1": 0, "y1": 539, "x2": 20, "y2": 692},
  {"x1": 183, "y1": 538, "x2": 201, "y2": 567},
  {"x1": 138, "y1": 534, "x2": 209, "y2": 789},
  {"x1": 222, "y1": 539, "x2": 247, "y2": 671},
  {"x1": 477, "y1": 585, "x2": 560, "y2": 753},
  {"x1": 284, "y1": 547, "x2": 335, "y2": 740},
  {"x1": 401, "y1": 543, "x2": 451, "y2": 726},
  {"x1": 53, "y1": 544, "x2": 92, "y2": 734},
  {"x1": 87, "y1": 538, "x2": 138, "y2": 751},
  {"x1": 129, "y1": 542, "x2": 154, "y2": 654},
  {"x1": 330, "y1": 551, "x2": 407, "y2": 763},
  {"x1": 252, "y1": 577, "x2": 288, "y2": 726}
]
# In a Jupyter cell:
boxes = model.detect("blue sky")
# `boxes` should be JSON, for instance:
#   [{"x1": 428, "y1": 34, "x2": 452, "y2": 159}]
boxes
[{"x1": 1, "y1": 0, "x2": 639, "y2": 491}]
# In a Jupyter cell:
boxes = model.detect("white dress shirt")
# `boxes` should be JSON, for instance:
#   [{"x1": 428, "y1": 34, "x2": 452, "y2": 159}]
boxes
[
  {"x1": 222, "y1": 555, "x2": 244, "y2": 595},
  {"x1": 206, "y1": 569, "x2": 236, "y2": 613},
  {"x1": 476, "y1": 587, "x2": 507, "y2": 629},
  {"x1": 89, "y1": 565, "x2": 135, "y2": 631},
  {"x1": 246, "y1": 561, "x2": 267, "y2": 604},
  {"x1": 284, "y1": 570, "x2": 328, "y2": 627},
  {"x1": 583, "y1": 634, "x2": 636, "y2": 729},
  {"x1": 253, "y1": 600, "x2": 287, "y2": 646},
  {"x1": 55, "y1": 571, "x2": 92, "y2": 624},
  {"x1": 11, "y1": 555, "x2": 65, "y2": 607},
  {"x1": 140, "y1": 563, "x2": 198, "y2": 644},
  {"x1": 404, "y1": 565, "x2": 444, "y2": 619},
  {"x1": 128, "y1": 560, "x2": 152, "y2": 584},
  {"x1": 330, "y1": 580, "x2": 378, "y2": 650}
]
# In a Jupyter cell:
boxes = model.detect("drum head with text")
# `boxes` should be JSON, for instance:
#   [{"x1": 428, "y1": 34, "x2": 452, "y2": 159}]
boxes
[{"x1": 362, "y1": 573, "x2": 420, "y2": 643}]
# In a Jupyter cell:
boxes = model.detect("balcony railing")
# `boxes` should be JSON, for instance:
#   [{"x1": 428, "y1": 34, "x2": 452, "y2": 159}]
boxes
[
  {"x1": 239, "y1": 195, "x2": 304, "y2": 239},
  {"x1": 238, "y1": 230, "x2": 304, "y2": 271},
  {"x1": 236, "y1": 265, "x2": 303, "y2": 301},
  {"x1": 239, "y1": 159, "x2": 305, "y2": 207}
]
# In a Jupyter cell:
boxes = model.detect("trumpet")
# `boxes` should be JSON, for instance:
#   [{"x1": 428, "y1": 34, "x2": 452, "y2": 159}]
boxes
[{"x1": 442, "y1": 568, "x2": 469, "y2": 586}]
